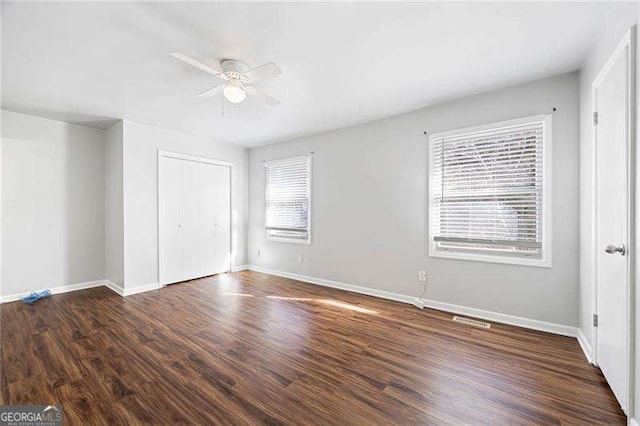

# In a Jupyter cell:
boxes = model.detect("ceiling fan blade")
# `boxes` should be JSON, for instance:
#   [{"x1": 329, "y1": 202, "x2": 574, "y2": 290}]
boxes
[
  {"x1": 245, "y1": 86, "x2": 280, "y2": 106},
  {"x1": 243, "y1": 62, "x2": 281, "y2": 82},
  {"x1": 171, "y1": 52, "x2": 224, "y2": 77},
  {"x1": 197, "y1": 84, "x2": 225, "y2": 98}
]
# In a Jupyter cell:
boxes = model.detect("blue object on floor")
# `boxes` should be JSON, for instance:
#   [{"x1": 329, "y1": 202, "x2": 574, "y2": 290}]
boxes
[{"x1": 21, "y1": 289, "x2": 51, "y2": 304}]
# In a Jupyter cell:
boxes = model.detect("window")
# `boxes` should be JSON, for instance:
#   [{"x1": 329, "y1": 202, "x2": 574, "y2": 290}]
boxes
[
  {"x1": 428, "y1": 115, "x2": 551, "y2": 267},
  {"x1": 264, "y1": 156, "x2": 311, "y2": 244}
]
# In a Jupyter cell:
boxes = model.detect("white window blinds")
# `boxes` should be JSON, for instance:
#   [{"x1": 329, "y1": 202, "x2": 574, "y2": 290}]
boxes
[
  {"x1": 430, "y1": 116, "x2": 549, "y2": 259},
  {"x1": 264, "y1": 156, "x2": 311, "y2": 242}
]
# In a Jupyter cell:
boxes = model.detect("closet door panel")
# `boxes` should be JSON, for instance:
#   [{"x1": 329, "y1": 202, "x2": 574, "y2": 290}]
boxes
[
  {"x1": 200, "y1": 163, "x2": 217, "y2": 277},
  {"x1": 181, "y1": 160, "x2": 201, "y2": 281},
  {"x1": 160, "y1": 157, "x2": 183, "y2": 285},
  {"x1": 214, "y1": 165, "x2": 232, "y2": 274}
]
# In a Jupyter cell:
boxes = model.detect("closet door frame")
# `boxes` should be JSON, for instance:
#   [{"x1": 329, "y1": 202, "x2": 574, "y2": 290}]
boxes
[{"x1": 158, "y1": 150, "x2": 233, "y2": 286}]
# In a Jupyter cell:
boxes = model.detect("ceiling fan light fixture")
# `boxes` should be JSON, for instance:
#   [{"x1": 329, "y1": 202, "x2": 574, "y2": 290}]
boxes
[
  {"x1": 223, "y1": 80, "x2": 246, "y2": 103},
  {"x1": 171, "y1": 53, "x2": 280, "y2": 106}
]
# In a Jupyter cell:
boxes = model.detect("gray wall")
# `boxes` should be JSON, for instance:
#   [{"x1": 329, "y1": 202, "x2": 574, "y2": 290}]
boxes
[
  {"x1": 122, "y1": 120, "x2": 248, "y2": 288},
  {"x1": 1, "y1": 110, "x2": 105, "y2": 296},
  {"x1": 248, "y1": 73, "x2": 580, "y2": 326},
  {"x1": 105, "y1": 121, "x2": 124, "y2": 287}
]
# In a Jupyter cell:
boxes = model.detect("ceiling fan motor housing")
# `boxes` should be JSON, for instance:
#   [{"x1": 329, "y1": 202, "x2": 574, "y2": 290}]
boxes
[{"x1": 221, "y1": 59, "x2": 249, "y2": 77}]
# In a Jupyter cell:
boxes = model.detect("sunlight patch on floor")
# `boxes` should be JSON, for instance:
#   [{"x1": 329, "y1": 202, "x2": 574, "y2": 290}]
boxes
[
  {"x1": 224, "y1": 292, "x2": 254, "y2": 297},
  {"x1": 266, "y1": 295, "x2": 378, "y2": 314}
]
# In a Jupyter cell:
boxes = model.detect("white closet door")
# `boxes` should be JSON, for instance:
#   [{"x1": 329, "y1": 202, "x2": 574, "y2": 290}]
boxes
[
  {"x1": 200, "y1": 163, "x2": 218, "y2": 277},
  {"x1": 160, "y1": 157, "x2": 184, "y2": 284},
  {"x1": 213, "y1": 165, "x2": 231, "y2": 274},
  {"x1": 160, "y1": 155, "x2": 232, "y2": 285},
  {"x1": 181, "y1": 160, "x2": 202, "y2": 281}
]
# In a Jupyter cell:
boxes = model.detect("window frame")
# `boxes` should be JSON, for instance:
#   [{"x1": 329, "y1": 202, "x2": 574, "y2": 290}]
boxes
[
  {"x1": 264, "y1": 155, "x2": 312, "y2": 245},
  {"x1": 428, "y1": 114, "x2": 553, "y2": 268}
]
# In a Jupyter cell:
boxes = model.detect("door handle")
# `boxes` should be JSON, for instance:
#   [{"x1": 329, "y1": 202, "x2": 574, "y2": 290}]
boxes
[{"x1": 605, "y1": 244, "x2": 626, "y2": 256}]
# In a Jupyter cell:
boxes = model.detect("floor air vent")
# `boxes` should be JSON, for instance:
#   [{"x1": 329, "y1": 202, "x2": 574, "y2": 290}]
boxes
[{"x1": 452, "y1": 316, "x2": 491, "y2": 329}]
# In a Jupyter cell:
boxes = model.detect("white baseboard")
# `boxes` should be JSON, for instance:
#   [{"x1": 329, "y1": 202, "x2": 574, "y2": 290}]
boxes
[
  {"x1": 104, "y1": 280, "x2": 125, "y2": 296},
  {"x1": 576, "y1": 328, "x2": 594, "y2": 364},
  {"x1": 1, "y1": 279, "x2": 107, "y2": 303},
  {"x1": 100, "y1": 280, "x2": 160, "y2": 297},
  {"x1": 103, "y1": 280, "x2": 159, "y2": 296},
  {"x1": 420, "y1": 298, "x2": 577, "y2": 337},
  {"x1": 246, "y1": 265, "x2": 579, "y2": 338},
  {"x1": 1, "y1": 279, "x2": 161, "y2": 303},
  {"x1": 122, "y1": 282, "x2": 160, "y2": 296},
  {"x1": 231, "y1": 264, "x2": 249, "y2": 272},
  {"x1": 248, "y1": 265, "x2": 414, "y2": 305}
]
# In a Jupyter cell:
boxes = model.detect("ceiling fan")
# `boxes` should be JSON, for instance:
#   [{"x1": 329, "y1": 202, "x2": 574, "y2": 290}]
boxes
[{"x1": 171, "y1": 52, "x2": 281, "y2": 106}]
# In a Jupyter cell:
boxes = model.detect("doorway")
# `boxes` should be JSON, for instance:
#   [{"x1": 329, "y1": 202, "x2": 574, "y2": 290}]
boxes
[{"x1": 158, "y1": 151, "x2": 232, "y2": 285}]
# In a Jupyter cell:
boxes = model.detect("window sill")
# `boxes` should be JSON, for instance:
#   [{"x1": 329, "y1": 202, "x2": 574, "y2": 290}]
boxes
[
  {"x1": 429, "y1": 248, "x2": 551, "y2": 268},
  {"x1": 266, "y1": 236, "x2": 311, "y2": 245}
]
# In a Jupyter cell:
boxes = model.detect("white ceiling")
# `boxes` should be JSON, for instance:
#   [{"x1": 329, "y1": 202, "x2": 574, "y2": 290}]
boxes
[{"x1": 0, "y1": 2, "x2": 628, "y2": 147}]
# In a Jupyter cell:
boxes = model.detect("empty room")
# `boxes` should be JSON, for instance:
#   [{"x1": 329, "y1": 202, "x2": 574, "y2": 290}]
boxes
[{"x1": 2, "y1": 1, "x2": 640, "y2": 424}]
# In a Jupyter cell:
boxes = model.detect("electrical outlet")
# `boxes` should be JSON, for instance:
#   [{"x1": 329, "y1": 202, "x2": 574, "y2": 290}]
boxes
[
  {"x1": 418, "y1": 271, "x2": 427, "y2": 282},
  {"x1": 297, "y1": 254, "x2": 303, "y2": 263}
]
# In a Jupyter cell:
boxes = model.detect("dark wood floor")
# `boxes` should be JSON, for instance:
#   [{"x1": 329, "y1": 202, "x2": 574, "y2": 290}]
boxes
[{"x1": 1, "y1": 271, "x2": 625, "y2": 424}]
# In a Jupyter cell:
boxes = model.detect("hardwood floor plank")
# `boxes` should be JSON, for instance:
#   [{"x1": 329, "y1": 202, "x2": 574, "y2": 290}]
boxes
[{"x1": 1, "y1": 271, "x2": 626, "y2": 424}]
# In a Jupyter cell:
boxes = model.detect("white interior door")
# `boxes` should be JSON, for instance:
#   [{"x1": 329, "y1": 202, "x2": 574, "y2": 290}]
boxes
[
  {"x1": 159, "y1": 153, "x2": 232, "y2": 285},
  {"x1": 594, "y1": 28, "x2": 634, "y2": 414}
]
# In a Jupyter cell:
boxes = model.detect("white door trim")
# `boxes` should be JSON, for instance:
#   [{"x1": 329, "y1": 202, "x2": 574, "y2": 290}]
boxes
[
  {"x1": 591, "y1": 25, "x2": 636, "y2": 416},
  {"x1": 157, "y1": 150, "x2": 234, "y2": 286}
]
